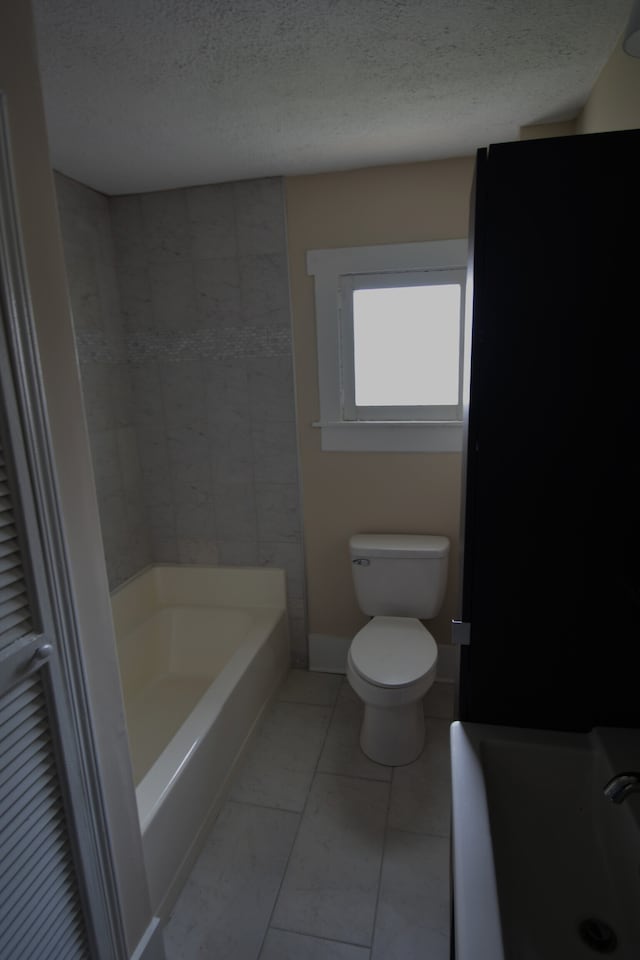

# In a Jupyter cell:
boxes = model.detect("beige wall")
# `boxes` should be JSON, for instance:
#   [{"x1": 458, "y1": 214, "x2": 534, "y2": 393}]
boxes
[
  {"x1": 519, "y1": 119, "x2": 577, "y2": 140},
  {"x1": 519, "y1": 38, "x2": 640, "y2": 140},
  {"x1": 286, "y1": 35, "x2": 640, "y2": 654},
  {"x1": 285, "y1": 158, "x2": 475, "y2": 647},
  {"x1": 0, "y1": 2, "x2": 153, "y2": 953},
  {"x1": 578, "y1": 39, "x2": 640, "y2": 134}
]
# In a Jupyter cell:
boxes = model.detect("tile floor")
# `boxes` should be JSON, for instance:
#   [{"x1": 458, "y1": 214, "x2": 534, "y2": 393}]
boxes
[{"x1": 163, "y1": 671, "x2": 454, "y2": 960}]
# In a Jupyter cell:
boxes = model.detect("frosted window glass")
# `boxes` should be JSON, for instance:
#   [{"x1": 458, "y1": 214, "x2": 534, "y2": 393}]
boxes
[{"x1": 353, "y1": 284, "x2": 461, "y2": 406}]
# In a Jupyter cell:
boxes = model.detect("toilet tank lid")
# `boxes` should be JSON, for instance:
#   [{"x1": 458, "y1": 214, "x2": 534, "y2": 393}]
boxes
[{"x1": 349, "y1": 533, "x2": 450, "y2": 559}]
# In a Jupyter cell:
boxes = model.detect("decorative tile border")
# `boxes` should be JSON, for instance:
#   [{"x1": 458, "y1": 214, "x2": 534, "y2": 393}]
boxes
[
  {"x1": 77, "y1": 325, "x2": 292, "y2": 364},
  {"x1": 75, "y1": 330, "x2": 127, "y2": 364},
  {"x1": 127, "y1": 326, "x2": 292, "y2": 362}
]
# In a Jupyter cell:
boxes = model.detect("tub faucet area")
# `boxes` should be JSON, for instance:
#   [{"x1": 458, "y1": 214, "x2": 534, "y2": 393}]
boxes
[{"x1": 603, "y1": 772, "x2": 640, "y2": 804}]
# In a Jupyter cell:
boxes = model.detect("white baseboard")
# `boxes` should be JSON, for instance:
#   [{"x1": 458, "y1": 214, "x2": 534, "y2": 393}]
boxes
[{"x1": 309, "y1": 631, "x2": 459, "y2": 681}]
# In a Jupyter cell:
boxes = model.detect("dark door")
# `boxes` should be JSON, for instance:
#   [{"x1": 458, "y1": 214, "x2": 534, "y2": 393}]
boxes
[{"x1": 459, "y1": 129, "x2": 640, "y2": 731}]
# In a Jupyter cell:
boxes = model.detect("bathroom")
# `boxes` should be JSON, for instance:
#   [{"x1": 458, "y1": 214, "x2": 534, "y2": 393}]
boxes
[
  {"x1": 1, "y1": 2, "x2": 640, "y2": 959},
  {"x1": 52, "y1": 140, "x2": 467, "y2": 959}
]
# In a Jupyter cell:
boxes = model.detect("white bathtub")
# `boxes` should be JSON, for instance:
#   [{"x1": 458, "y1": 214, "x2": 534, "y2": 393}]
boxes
[
  {"x1": 451, "y1": 722, "x2": 640, "y2": 960},
  {"x1": 111, "y1": 564, "x2": 290, "y2": 917}
]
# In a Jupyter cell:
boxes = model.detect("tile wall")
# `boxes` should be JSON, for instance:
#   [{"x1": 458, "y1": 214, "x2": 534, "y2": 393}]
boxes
[
  {"x1": 58, "y1": 173, "x2": 306, "y2": 660},
  {"x1": 55, "y1": 173, "x2": 152, "y2": 587}
]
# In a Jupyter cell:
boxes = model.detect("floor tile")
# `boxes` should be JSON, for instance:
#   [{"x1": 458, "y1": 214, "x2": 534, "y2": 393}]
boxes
[
  {"x1": 317, "y1": 693, "x2": 392, "y2": 782},
  {"x1": 337, "y1": 679, "x2": 358, "y2": 704},
  {"x1": 388, "y1": 718, "x2": 451, "y2": 837},
  {"x1": 278, "y1": 669, "x2": 343, "y2": 706},
  {"x1": 424, "y1": 681, "x2": 455, "y2": 720},
  {"x1": 260, "y1": 929, "x2": 370, "y2": 959},
  {"x1": 371, "y1": 830, "x2": 450, "y2": 960},
  {"x1": 229, "y1": 701, "x2": 332, "y2": 811},
  {"x1": 272, "y1": 773, "x2": 389, "y2": 946},
  {"x1": 163, "y1": 801, "x2": 299, "y2": 960}
]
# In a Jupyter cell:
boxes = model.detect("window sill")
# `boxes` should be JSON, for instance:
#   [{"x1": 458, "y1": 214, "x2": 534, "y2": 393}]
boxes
[{"x1": 312, "y1": 420, "x2": 464, "y2": 453}]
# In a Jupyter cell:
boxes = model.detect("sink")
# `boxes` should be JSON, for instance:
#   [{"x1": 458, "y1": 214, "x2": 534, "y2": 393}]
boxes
[{"x1": 450, "y1": 722, "x2": 640, "y2": 960}]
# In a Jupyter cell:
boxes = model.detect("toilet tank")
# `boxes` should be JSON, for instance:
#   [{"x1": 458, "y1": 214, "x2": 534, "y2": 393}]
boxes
[{"x1": 350, "y1": 533, "x2": 450, "y2": 619}]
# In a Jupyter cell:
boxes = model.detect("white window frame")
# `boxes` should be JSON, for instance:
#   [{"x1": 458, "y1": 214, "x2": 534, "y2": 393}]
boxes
[{"x1": 307, "y1": 240, "x2": 468, "y2": 452}]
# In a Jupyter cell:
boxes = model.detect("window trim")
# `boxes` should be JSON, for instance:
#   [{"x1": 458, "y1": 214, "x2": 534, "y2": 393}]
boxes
[{"x1": 307, "y1": 240, "x2": 468, "y2": 452}]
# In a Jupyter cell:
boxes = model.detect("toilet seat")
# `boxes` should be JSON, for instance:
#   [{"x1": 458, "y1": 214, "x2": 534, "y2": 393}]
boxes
[{"x1": 349, "y1": 616, "x2": 437, "y2": 689}]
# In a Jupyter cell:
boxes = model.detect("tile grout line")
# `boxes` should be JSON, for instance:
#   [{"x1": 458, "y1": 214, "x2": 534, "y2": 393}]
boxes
[
  {"x1": 312, "y1": 767, "x2": 391, "y2": 787},
  {"x1": 226, "y1": 796, "x2": 305, "y2": 817},
  {"x1": 368, "y1": 715, "x2": 454, "y2": 958},
  {"x1": 253, "y1": 681, "x2": 346, "y2": 960},
  {"x1": 268, "y1": 923, "x2": 371, "y2": 952},
  {"x1": 368, "y1": 760, "x2": 395, "y2": 960},
  {"x1": 385, "y1": 823, "x2": 451, "y2": 841}
]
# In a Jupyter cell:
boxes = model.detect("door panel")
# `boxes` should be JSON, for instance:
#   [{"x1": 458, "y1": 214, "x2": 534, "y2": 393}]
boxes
[
  {"x1": 459, "y1": 130, "x2": 640, "y2": 731},
  {"x1": 0, "y1": 397, "x2": 91, "y2": 958}
]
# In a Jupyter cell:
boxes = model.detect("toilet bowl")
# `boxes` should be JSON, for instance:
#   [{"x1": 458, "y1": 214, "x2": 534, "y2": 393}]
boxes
[
  {"x1": 347, "y1": 533, "x2": 449, "y2": 766},
  {"x1": 347, "y1": 616, "x2": 438, "y2": 766}
]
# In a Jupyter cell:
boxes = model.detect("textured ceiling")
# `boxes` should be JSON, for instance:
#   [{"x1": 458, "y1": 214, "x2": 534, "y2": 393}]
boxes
[{"x1": 32, "y1": 0, "x2": 631, "y2": 195}]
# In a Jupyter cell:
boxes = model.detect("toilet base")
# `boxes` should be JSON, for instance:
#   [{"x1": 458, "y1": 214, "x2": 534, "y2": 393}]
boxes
[{"x1": 360, "y1": 700, "x2": 425, "y2": 766}]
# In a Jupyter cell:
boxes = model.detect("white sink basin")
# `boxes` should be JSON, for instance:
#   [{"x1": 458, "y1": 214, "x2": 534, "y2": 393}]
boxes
[{"x1": 450, "y1": 722, "x2": 640, "y2": 960}]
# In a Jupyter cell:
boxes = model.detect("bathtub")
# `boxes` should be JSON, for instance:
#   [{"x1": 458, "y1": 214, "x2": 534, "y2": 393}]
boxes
[
  {"x1": 111, "y1": 564, "x2": 290, "y2": 916},
  {"x1": 451, "y1": 722, "x2": 640, "y2": 960}
]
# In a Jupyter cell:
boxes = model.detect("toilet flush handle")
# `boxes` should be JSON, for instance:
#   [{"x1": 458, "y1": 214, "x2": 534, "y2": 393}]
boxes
[{"x1": 352, "y1": 558, "x2": 370, "y2": 566}]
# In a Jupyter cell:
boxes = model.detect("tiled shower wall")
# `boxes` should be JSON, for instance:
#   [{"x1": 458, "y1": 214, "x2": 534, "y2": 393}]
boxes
[
  {"x1": 55, "y1": 173, "x2": 152, "y2": 587},
  {"x1": 58, "y1": 174, "x2": 306, "y2": 661}
]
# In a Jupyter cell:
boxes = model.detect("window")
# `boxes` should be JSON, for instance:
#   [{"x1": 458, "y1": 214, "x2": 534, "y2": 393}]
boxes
[{"x1": 308, "y1": 240, "x2": 467, "y2": 452}]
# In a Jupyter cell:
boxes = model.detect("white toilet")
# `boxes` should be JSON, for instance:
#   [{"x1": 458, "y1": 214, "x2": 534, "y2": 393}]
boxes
[{"x1": 347, "y1": 533, "x2": 450, "y2": 766}]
